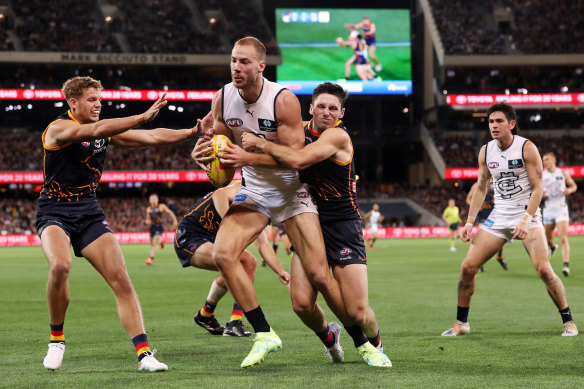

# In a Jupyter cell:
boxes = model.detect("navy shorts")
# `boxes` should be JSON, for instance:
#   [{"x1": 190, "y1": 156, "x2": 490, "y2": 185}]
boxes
[
  {"x1": 36, "y1": 207, "x2": 112, "y2": 257},
  {"x1": 174, "y1": 225, "x2": 215, "y2": 268},
  {"x1": 477, "y1": 209, "x2": 493, "y2": 225},
  {"x1": 321, "y1": 219, "x2": 367, "y2": 266},
  {"x1": 354, "y1": 55, "x2": 367, "y2": 65},
  {"x1": 150, "y1": 223, "x2": 163, "y2": 238},
  {"x1": 449, "y1": 223, "x2": 460, "y2": 231},
  {"x1": 365, "y1": 36, "x2": 376, "y2": 46}
]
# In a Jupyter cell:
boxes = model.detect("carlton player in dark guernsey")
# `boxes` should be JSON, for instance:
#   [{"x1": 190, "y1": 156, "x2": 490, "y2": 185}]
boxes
[
  {"x1": 242, "y1": 82, "x2": 391, "y2": 367},
  {"x1": 36, "y1": 76, "x2": 212, "y2": 372}
]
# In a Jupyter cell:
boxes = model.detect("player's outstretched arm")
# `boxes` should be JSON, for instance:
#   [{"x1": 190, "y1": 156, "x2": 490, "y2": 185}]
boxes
[
  {"x1": 45, "y1": 93, "x2": 168, "y2": 148},
  {"x1": 111, "y1": 111, "x2": 214, "y2": 148},
  {"x1": 242, "y1": 127, "x2": 349, "y2": 170}
]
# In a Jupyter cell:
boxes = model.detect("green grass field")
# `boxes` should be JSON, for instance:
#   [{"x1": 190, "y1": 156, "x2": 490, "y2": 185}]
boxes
[
  {"x1": 1, "y1": 237, "x2": 583, "y2": 388},
  {"x1": 276, "y1": 9, "x2": 411, "y2": 82}
]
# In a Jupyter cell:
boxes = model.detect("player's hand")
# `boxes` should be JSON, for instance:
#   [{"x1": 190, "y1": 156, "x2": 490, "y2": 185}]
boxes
[
  {"x1": 218, "y1": 143, "x2": 248, "y2": 168},
  {"x1": 191, "y1": 137, "x2": 213, "y2": 171},
  {"x1": 460, "y1": 223, "x2": 473, "y2": 242},
  {"x1": 279, "y1": 271, "x2": 291, "y2": 291},
  {"x1": 512, "y1": 220, "x2": 529, "y2": 240},
  {"x1": 241, "y1": 132, "x2": 266, "y2": 152},
  {"x1": 191, "y1": 111, "x2": 213, "y2": 138},
  {"x1": 142, "y1": 93, "x2": 167, "y2": 123}
]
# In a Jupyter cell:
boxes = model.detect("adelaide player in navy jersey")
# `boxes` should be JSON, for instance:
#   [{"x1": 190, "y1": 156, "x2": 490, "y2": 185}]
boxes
[
  {"x1": 345, "y1": 16, "x2": 382, "y2": 72},
  {"x1": 36, "y1": 76, "x2": 212, "y2": 371},
  {"x1": 174, "y1": 181, "x2": 289, "y2": 337},
  {"x1": 145, "y1": 193, "x2": 177, "y2": 265},
  {"x1": 242, "y1": 82, "x2": 392, "y2": 367}
]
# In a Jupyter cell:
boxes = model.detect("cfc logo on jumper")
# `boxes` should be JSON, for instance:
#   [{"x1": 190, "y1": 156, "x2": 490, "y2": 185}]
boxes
[
  {"x1": 226, "y1": 118, "x2": 243, "y2": 127},
  {"x1": 497, "y1": 172, "x2": 522, "y2": 199}
]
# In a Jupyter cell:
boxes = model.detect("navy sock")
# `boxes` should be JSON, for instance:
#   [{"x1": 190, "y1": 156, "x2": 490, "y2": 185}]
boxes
[
  {"x1": 244, "y1": 305, "x2": 270, "y2": 333},
  {"x1": 132, "y1": 334, "x2": 150, "y2": 362},
  {"x1": 316, "y1": 325, "x2": 336, "y2": 348},
  {"x1": 345, "y1": 325, "x2": 367, "y2": 348},
  {"x1": 560, "y1": 307, "x2": 573, "y2": 324},
  {"x1": 367, "y1": 330, "x2": 381, "y2": 348},
  {"x1": 457, "y1": 306, "x2": 469, "y2": 323}
]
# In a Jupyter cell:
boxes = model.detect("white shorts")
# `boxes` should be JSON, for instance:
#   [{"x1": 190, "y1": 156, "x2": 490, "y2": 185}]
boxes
[
  {"x1": 542, "y1": 205, "x2": 569, "y2": 224},
  {"x1": 231, "y1": 183, "x2": 318, "y2": 224},
  {"x1": 369, "y1": 224, "x2": 379, "y2": 234},
  {"x1": 480, "y1": 209, "x2": 543, "y2": 242}
]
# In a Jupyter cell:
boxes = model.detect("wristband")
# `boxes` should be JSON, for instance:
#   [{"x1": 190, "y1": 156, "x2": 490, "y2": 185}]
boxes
[
  {"x1": 521, "y1": 212, "x2": 533, "y2": 224},
  {"x1": 465, "y1": 223, "x2": 473, "y2": 229},
  {"x1": 466, "y1": 216, "x2": 476, "y2": 224}
]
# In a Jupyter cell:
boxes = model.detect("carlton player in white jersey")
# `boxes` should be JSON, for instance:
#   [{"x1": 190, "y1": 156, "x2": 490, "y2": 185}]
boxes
[
  {"x1": 191, "y1": 37, "x2": 363, "y2": 368},
  {"x1": 364, "y1": 204, "x2": 383, "y2": 250},
  {"x1": 542, "y1": 152, "x2": 577, "y2": 276},
  {"x1": 441, "y1": 102, "x2": 578, "y2": 338}
]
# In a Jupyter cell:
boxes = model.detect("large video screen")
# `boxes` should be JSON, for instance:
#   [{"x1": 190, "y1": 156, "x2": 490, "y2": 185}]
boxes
[{"x1": 275, "y1": 8, "x2": 411, "y2": 95}]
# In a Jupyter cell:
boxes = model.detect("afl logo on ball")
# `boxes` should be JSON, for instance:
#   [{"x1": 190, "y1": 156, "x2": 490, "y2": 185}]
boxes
[{"x1": 226, "y1": 118, "x2": 243, "y2": 127}]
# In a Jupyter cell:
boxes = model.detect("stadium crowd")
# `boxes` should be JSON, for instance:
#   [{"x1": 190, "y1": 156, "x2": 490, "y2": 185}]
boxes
[
  {"x1": 429, "y1": 0, "x2": 584, "y2": 54},
  {"x1": 434, "y1": 131, "x2": 584, "y2": 168},
  {"x1": 12, "y1": 0, "x2": 121, "y2": 52},
  {"x1": 442, "y1": 66, "x2": 584, "y2": 94},
  {"x1": 1, "y1": 0, "x2": 278, "y2": 55}
]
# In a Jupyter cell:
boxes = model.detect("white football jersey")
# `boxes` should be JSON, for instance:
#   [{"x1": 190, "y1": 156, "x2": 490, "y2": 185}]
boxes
[
  {"x1": 543, "y1": 168, "x2": 566, "y2": 208},
  {"x1": 369, "y1": 210, "x2": 381, "y2": 227},
  {"x1": 222, "y1": 78, "x2": 299, "y2": 191},
  {"x1": 486, "y1": 135, "x2": 535, "y2": 215}
]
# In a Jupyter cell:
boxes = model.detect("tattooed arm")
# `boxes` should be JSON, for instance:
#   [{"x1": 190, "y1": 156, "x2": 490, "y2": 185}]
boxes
[
  {"x1": 461, "y1": 145, "x2": 490, "y2": 242},
  {"x1": 512, "y1": 141, "x2": 544, "y2": 240}
]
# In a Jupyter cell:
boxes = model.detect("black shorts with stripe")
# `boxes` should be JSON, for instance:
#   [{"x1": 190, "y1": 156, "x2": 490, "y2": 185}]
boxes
[
  {"x1": 173, "y1": 222, "x2": 216, "y2": 268},
  {"x1": 36, "y1": 202, "x2": 112, "y2": 257},
  {"x1": 150, "y1": 223, "x2": 163, "y2": 238},
  {"x1": 321, "y1": 219, "x2": 367, "y2": 266}
]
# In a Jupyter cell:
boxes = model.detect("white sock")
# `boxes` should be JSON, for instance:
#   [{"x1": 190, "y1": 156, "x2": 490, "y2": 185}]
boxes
[{"x1": 206, "y1": 280, "x2": 228, "y2": 304}]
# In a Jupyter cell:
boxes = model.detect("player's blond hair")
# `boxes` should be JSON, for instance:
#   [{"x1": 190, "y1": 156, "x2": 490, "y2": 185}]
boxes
[
  {"x1": 234, "y1": 36, "x2": 266, "y2": 62},
  {"x1": 61, "y1": 76, "x2": 103, "y2": 101}
]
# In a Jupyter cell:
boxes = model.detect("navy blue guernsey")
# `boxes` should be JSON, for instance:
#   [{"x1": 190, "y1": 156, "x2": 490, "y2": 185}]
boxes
[
  {"x1": 38, "y1": 111, "x2": 109, "y2": 206},
  {"x1": 149, "y1": 207, "x2": 163, "y2": 225},
  {"x1": 299, "y1": 119, "x2": 361, "y2": 223},
  {"x1": 179, "y1": 191, "x2": 222, "y2": 235}
]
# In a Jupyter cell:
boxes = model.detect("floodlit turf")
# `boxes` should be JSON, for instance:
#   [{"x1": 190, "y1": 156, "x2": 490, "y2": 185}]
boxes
[{"x1": 1, "y1": 237, "x2": 583, "y2": 388}]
